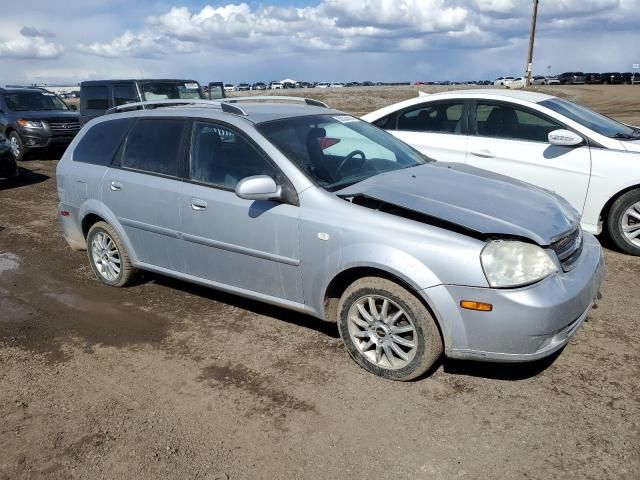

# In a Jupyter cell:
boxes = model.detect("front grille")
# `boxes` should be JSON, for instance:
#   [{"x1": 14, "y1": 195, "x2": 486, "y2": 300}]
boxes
[
  {"x1": 48, "y1": 121, "x2": 81, "y2": 135},
  {"x1": 550, "y1": 227, "x2": 583, "y2": 271}
]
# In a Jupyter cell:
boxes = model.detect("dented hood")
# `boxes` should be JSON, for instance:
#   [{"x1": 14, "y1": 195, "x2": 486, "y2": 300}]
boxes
[{"x1": 336, "y1": 163, "x2": 580, "y2": 246}]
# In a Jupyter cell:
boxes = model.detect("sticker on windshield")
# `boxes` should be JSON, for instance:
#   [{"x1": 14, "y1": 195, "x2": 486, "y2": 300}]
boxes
[
  {"x1": 334, "y1": 115, "x2": 359, "y2": 123},
  {"x1": 184, "y1": 83, "x2": 199, "y2": 89}
]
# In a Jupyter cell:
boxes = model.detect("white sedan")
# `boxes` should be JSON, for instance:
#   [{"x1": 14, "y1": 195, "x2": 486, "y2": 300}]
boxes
[{"x1": 362, "y1": 89, "x2": 640, "y2": 255}]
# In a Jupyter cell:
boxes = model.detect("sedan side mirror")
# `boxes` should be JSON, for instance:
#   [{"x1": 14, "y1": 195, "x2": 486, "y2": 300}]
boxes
[
  {"x1": 69, "y1": 104, "x2": 78, "y2": 111},
  {"x1": 548, "y1": 129, "x2": 583, "y2": 147},
  {"x1": 235, "y1": 175, "x2": 282, "y2": 201}
]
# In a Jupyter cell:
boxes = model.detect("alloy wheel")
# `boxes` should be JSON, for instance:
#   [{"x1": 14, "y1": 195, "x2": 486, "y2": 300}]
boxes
[
  {"x1": 622, "y1": 202, "x2": 640, "y2": 247},
  {"x1": 90, "y1": 231, "x2": 122, "y2": 282}
]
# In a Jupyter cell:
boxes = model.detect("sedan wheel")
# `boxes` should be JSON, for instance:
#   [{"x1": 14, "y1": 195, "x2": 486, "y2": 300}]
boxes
[
  {"x1": 8, "y1": 132, "x2": 25, "y2": 162},
  {"x1": 338, "y1": 277, "x2": 443, "y2": 381},
  {"x1": 607, "y1": 189, "x2": 640, "y2": 256}
]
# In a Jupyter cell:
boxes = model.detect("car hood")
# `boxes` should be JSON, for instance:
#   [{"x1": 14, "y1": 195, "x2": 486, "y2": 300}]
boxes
[
  {"x1": 621, "y1": 139, "x2": 640, "y2": 152},
  {"x1": 12, "y1": 110, "x2": 79, "y2": 122},
  {"x1": 336, "y1": 163, "x2": 580, "y2": 246}
]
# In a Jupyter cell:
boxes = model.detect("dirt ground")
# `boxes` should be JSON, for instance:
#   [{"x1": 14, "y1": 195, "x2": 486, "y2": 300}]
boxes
[{"x1": 1, "y1": 85, "x2": 639, "y2": 480}]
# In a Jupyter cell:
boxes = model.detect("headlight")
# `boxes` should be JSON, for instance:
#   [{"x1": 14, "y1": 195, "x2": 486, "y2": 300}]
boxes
[
  {"x1": 17, "y1": 119, "x2": 45, "y2": 128},
  {"x1": 481, "y1": 240, "x2": 558, "y2": 288}
]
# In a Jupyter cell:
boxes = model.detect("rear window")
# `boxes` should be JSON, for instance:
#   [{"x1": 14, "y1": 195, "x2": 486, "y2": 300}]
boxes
[
  {"x1": 73, "y1": 119, "x2": 132, "y2": 166},
  {"x1": 113, "y1": 84, "x2": 138, "y2": 106},
  {"x1": 122, "y1": 118, "x2": 185, "y2": 176}
]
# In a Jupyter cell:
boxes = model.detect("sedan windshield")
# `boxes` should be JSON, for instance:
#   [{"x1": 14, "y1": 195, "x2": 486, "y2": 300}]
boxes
[
  {"x1": 539, "y1": 98, "x2": 639, "y2": 139},
  {"x1": 4, "y1": 91, "x2": 69, "y2": 111},
  {"x1": 258, "y1": 114, "x2": 430, "y2": 191}
]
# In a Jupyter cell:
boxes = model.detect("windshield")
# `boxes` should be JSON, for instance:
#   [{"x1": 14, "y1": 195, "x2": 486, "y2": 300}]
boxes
[
  {"x1": 539, "y1": 98, "x2": 639, "y2": 139},
  {"x1": 4, "y1": 91, "x2": 69, "y2": 111},
  {"x1": 258, "y1": 114, "x2": 430, "y2": 191},
  {"x1": 141, "y1": 81, "x2": 203, "y2": 100}
]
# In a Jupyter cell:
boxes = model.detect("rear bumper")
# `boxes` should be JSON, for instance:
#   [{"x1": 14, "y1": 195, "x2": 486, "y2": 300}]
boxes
[
  {"x1": 57, "y1": 203, "x2": 86, "y2": 250},
  {"x1": 424, "y1": 233, "x2": 604, "y2": 362}
]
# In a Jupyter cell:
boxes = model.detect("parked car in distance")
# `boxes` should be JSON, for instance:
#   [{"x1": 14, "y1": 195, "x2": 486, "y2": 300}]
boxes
[
  {"x1": 0, "y1": 133, "x2": 18, "y2": 180},
  {"x1": 621, "y1": 72, "x2": 637, "y2": 84},
  {"x1": 557, "y1": 72, "x2": 585, "y2": 84},
  {"x1": 270, "y1": 82, "x2": 284, "y2": 90},
  {"x1": 601, "y1": 72, "x2": 623, "y2": 85},
  {"x1": 0, "y1": 86, "x2": 80, "y2": 161},
  {"x1": 252, "y1": 82, "x2": 267, "y2": 91},
  {"x1": 57, "y1": 96, "x2": 604, "y2": 381},
  {"x1": 531, "y1": 75, "x2": 547, "y2": 85},
  {"x1": 507, "y1": 77, "x2": 526, "y2": 89},
  {"x1": 584, "y1": 73, "x2": 602, "y2": 84},
  {"x1": 316, "y1": 82, "x2": 330, "y2": 88},
  {"x1": 493, "y1": 76, "x2": 514, "y2": 86},
  {"x1": 545, "y1": 76, "x2": 561, "y2": 85},
  {"x1": 236, "y1": 83, "x2": 251, "y2": 92},
  {"x1": 224, "y1": 84, "x2": 235, "y2": 92},
  {"x1": 79, "y1": 79, "x2": 205, "y2": 125},
  {"x1": 363, "y1": 89, "x2": 640, "y2": 255},
  {"x1": 330, "y1": 82, "x2": 345, "y2": 88}
]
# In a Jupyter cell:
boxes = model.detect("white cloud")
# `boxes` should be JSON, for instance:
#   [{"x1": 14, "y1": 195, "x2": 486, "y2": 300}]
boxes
[{"x1": 0, "y1": 35, "x2": 63, "y2": 59}]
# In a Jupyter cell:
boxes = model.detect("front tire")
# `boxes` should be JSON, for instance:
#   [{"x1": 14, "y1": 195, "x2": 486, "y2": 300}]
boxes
[
  {"x1": 8, "y1": 131, "x2": 25, "y2": 162},
  {"x1": 87, "y1": 221, "x2": 138, "y2": 286},
  {"x1": 607, "y1": 189, "x2": 640, "y2": 256},
  {"x1": 337, "y1": 277, "x2": 443, "y2": 381}
]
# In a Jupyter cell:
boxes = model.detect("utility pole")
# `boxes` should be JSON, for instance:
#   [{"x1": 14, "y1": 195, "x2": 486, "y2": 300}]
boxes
[{"x1": 525, "y1": 0, "x2": 540, "y2": 88}]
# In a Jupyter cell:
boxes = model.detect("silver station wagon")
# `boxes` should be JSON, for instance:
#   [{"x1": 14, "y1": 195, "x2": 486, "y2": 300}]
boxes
[{"x1": 57, "y1": 97, "x2": 604, "y2": 381}]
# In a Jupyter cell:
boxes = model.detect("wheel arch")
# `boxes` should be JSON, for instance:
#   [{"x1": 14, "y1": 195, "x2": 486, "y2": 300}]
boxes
[
  {"x1": 599, "y1": 184, "x2": 640, "y2": 233},
  {"x1": 323, "y1": 266, "x2": 446, "y2": 345}
]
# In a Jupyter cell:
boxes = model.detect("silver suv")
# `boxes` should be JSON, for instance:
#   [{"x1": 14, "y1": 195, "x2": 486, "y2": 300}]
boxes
[{"x1": 57, "y1": 97, "x2": 604, "y2": 380}]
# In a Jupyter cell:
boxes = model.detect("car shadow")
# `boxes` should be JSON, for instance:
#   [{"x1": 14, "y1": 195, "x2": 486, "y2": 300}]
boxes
[
  {"x1": 0, "y1": 166, "x2": 49, "y2": 191},
  {"x1": 144, "y1": 272, "x2": 340, "y2": 339},
  {"x1": 441, "y1": 349, "x2": 563, "y2": 380}
]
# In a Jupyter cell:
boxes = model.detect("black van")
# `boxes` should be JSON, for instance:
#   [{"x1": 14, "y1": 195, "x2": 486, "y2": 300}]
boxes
[{"x1": 79, "y1": 79, "x2": 205, "y2": 125}]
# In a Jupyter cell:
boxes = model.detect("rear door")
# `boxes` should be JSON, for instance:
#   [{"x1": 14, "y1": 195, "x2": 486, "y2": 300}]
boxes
[
  {"x1": 466, "y1": 100, "x2": 591, "y2": 213},
  {"x1": 179, "y1": 120, "x2": 302, "y2": 302},
  {"x1": 380, "y1": 100, "x2": 468, "y2": 163},
  {"x1": 102, "y1": 117, "x2": 188, "y2": 272}
]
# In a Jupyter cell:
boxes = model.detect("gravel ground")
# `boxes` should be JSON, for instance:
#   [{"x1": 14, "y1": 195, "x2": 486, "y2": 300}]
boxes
[{"x1": 1, "y1": 85, "x2": 639, "y2": 479}]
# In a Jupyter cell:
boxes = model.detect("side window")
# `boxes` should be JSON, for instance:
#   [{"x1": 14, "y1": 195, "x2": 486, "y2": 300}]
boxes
[
  {"x1": 373, "y1": 114, "x2": 396, "y2": 130},
  {"x1": 475, "y1": 102, "x2": 561, "y2": 142},
  {"x1": 82, "y1": 86, "x2": 109, "y2": 111},
  {"x1": 74, "y1": 119, "x2": 132, "y2": 166},
  {"x1": 397, "y1": 102, "x2": 464, "y2": 134},
  {"x1": 122, "y1": 118, "x2": 185, "y2": 176},
  {"x1": 112, "y1": 84, "x2": 138, "y2": 107},
  {"x1": 190, "y1": 122, "x2": 276, "y2": 190}
]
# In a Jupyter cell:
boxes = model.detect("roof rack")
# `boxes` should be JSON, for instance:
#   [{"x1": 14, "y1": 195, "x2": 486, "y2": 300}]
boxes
[
  {"x1": 225, "y1": 96, "x2": 329, "y2": 108},
  {"x1": 105, "y1": 99, "x2": 247, "y2": 116}
]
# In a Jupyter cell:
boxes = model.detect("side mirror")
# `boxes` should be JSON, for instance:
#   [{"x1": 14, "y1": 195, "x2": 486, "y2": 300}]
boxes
[
  {"x1": 548, "y1": 129, "x2": 583, "y2": 147},
  {"x1": 235, "y1": 175, "x2": 282, "y2": 201},
  {"x1": 69, "y1": 104, "x2": 77, "y2": 111}
]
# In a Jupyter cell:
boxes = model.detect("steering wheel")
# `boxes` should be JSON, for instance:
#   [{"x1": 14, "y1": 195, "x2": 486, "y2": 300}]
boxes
[{"x1": 334, "y1": 150, "x2": 366, "y2": 180}]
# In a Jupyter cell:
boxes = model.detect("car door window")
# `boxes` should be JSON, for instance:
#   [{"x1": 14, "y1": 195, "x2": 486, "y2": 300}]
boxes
[
  {"x1": 475, "y1": 102, "x2": 561, "y2": 142},
  {"x1": 190, "y1": 122, "x2": 276, "y2": 190},
  {"x1": 397, "y1": 102, "x2": 464, "y2": 134},
  {"x1": 82, "y1": 86, "x2": 109, "y2": 112},
  {"x1": 74, "y1": 118, "x2": 133, "y2": 165},
  {"x1": 112, "y1": 84, "x2": 138, "y2": 106},
  {"x1": 122, "y1": 118, "x2": 185, "y2": 176}
]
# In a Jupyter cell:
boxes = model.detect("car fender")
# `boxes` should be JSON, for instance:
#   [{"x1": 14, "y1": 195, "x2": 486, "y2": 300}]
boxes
[{"x1": 79, "y1": 199, "x2": 139, "y2": 263}]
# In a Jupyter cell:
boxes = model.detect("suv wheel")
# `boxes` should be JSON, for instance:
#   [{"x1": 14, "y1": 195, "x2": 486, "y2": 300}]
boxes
[
  {"x1": 87, "y1": 221, "x2": 138, "y2": 286},
  {"x1": 8, "y1": 132, "x2": 25, "y2": 162},
  {"x1": 337, "y1": 277, "x2": 443, "y2": 381},
  {"x1": 607, "y1": 189, "x2": 640, "y2": 256}
]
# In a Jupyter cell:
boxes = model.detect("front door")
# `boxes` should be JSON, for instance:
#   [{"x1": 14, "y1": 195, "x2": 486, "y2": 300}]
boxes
[
  {"x1": 466, "y1": 101, "x2": 591, "y2": 214},
  {"x1": 180, "y1": 121, "x2": 302, "y2": 302}
]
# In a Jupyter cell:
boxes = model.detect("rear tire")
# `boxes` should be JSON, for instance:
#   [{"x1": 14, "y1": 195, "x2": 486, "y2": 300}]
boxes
[
  {"x1": 87, "y1": 221, "x2": 138, "y2": 286},
  {"x1": 337, "y1": 277, "x2": 443, "y2": 381},
  {"x1": 607, "y1": 189, "x2": 640, "y2": 256}
]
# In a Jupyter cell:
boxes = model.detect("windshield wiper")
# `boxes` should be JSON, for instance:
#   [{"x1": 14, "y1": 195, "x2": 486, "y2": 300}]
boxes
[{"x1": 610, "y1": 132, "x2": 636, "y2": 140}]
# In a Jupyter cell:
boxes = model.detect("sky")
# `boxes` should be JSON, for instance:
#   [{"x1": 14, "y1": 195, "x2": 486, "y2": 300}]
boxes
[{"x1": 0, "y1": 0, "x2": 639, "y2": 85}]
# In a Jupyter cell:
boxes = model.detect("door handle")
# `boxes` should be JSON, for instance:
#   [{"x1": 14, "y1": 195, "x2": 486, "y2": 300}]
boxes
[
  {"x1": 470, "y1": 149, "x2": 494, "y2": 158},
  {"x1": 190, "y1": 198, "x2": 208, "y2": 211},
  {"x1": 110, "y1": 181, "x2": 122, "y2": 191}
]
